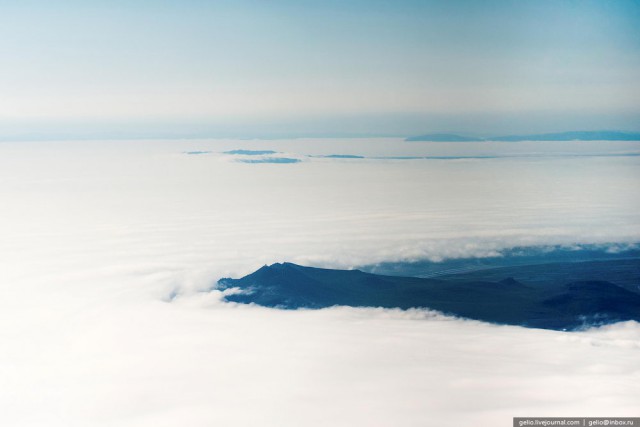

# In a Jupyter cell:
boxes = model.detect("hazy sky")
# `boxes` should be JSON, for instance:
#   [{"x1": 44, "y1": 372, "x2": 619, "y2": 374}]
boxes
[{"x1": 1, "y1": 0, "x2": 639, "y2": 137}]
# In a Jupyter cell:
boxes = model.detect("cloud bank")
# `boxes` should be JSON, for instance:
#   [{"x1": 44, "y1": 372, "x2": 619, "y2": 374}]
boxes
[{"x1": 0, "y1": 138, "x2": 638, "y2": 426}]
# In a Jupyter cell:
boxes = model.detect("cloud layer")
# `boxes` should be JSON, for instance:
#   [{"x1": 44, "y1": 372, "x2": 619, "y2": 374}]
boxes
[{"x1": 0, "y1": 138, "x2": 638, "y2": 426}]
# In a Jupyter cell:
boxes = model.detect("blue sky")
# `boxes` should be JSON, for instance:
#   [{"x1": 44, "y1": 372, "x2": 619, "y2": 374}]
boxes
[{"x1": 1, "y1": 0, "x2": 639, "y2": 137}]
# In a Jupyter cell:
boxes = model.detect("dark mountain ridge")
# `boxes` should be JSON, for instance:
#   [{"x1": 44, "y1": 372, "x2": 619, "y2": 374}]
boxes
[{"x1": 217, "y1": 260, "x2": 640, "y2": 331}]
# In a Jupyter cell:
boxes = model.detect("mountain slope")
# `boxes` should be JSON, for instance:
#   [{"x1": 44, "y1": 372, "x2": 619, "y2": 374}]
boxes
[{"x1": 217, "y1": 260, "x2": 640, "y2": 330}]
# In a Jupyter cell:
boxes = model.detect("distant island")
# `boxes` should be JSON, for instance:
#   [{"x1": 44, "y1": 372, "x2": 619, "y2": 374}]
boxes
[
  {"x1": 491, "y1": 130, "x2": 640, "y2": 141},
  {"x1": 406, "y1": 130, "x2": 640, "y2": 142},
  {"x1": 322, "y1": 154, "x2": 366, "y2": 159}
]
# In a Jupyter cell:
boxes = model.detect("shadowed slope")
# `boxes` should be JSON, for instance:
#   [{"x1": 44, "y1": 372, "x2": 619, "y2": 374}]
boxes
[{"x1": 217, "y1": 261, "x2": 640, "y2": 330}]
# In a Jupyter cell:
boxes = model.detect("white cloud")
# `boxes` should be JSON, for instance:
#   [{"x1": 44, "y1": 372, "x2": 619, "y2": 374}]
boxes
[{"x1": 0, "y1": 138, "x2": 638, "y2": 426}]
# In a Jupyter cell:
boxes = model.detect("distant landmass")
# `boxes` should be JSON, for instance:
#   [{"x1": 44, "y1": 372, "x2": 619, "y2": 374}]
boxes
[
  {"x1": 491, "y1": 131, "x2": 640, "y2": 142},
  {"x1": 236, "y1": 158, "x2": 300, "y2": 164},
  {"x1": 360, "y1": 244, "x2": 640, "y2": 278},
  {"x1": 217, "y1": 257, "x2": 640, "y2": 331},
  {"x1": 322, "y1": 154, "x2": 365, "y2": 159},
  {"x1": 406, "y1": 130, "x2": 640, "y2": 142},
  {"x1": 223, "y1": 150, "x2": 278, "y2": 155}
]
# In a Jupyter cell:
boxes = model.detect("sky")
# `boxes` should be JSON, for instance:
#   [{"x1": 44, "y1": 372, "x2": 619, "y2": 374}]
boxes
[
  {"x1": 1, "y1": 0, "x2": 639, "y2": 138},
  {"x1": 0, "y1": 138, "x2": 638, "y2": 425}
]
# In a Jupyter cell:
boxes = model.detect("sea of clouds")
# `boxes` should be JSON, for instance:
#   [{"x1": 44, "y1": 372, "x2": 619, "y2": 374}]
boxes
[{"x1": 0, "y1": 138, "x2": 638, "y2": 426}]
